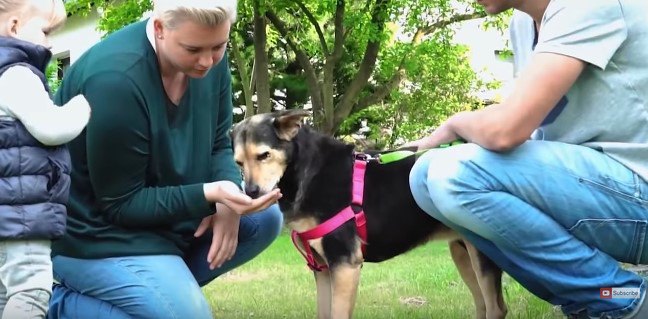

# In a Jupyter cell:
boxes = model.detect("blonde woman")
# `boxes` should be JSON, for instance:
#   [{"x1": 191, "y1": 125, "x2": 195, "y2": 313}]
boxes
[
  {"x1": 0, "y1": 0, "x2": 90, "y2": 318},
  {"x1": 48, "y1": 1, "x2": 283, "y2": 318}
]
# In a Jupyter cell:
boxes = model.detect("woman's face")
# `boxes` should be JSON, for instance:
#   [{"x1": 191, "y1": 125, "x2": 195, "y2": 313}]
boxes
[{"x1": 155, "y1": 19, "x2": 230, "y2": 78}]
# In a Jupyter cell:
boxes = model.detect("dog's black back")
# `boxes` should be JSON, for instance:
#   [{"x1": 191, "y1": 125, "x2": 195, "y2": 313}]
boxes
[{"x1": 278, "y1": 126, "x2": 448, "y2": 263}]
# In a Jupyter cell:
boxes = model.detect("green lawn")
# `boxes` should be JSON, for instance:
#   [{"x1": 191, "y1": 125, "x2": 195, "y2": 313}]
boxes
[{"x1": 203, "y1": 232, "x2": 564, "y2": 319}]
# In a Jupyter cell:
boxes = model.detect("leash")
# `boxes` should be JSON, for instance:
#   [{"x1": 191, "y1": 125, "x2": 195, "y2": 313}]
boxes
[{"x1": 378, "y1": 140, "x2": 465, "y2": 164}]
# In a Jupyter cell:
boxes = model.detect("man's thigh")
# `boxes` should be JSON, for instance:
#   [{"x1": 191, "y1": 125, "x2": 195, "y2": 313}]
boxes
[{"x1": 417, "y1": 140, "x2": 648, "y2": 264}]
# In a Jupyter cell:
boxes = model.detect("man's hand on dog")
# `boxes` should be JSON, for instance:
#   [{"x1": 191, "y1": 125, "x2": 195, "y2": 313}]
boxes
[
  {"x1": 203, "y1": 180, "x2": 282, "y2": 215},
  {"x1": 403, "y1": 120, "x2": 460, "y2": 150},
  {"x1": 194, "y1": 203, "x2": 240, "y2": 270}
]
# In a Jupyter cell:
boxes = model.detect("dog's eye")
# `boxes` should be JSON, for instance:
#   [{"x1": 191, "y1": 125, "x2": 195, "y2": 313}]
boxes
[
  {"x1": 257, "y1": 152, "x2": 270, "y2": 161},
  {"x1": 235, "y1": 161, "x2": 243, "y2": 167}
]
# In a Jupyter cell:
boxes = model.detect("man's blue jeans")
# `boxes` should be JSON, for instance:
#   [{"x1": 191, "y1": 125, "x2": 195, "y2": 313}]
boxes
[
  {"x1": 46, "y1": 205, "x2": 283, "y2": 319},
  {"x1": 409, "y1": 141, "x2": 648, "y2": 318}
]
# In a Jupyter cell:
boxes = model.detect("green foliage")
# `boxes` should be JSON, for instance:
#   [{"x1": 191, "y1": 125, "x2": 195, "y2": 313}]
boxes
[
  {"x1": 337, "y1": 9, "x2": 501, "y2": 148},
  {"x1": 64, "y1": 0, "x2": 98, "y2": 17},
  {"x1": 46, "y1": 61, "x2": 62, "y2": 93},
  {"x1": 98, "y1": 0, "x2": 152, "y2": 35},
  {"x1": 64, "y1": 0, "x2": 511, "y2": 147},
  {"x1": 65, "y1": 0, "x2": 152, "y2": 36}
]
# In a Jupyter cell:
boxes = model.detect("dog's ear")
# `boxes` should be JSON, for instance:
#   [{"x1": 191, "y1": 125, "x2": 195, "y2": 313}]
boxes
[{"x1": 273, "y1": 109, "x2": 311, "y2": 141}]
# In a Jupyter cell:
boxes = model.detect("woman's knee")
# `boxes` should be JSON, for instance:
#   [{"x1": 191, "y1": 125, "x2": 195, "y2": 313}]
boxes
[
  {"x1": 51, "y1": 255, "x2": 212, "y2": 319},
  {"x1": 250, "y1": 204, "x2": 283, "y2": 243},
  {"x1": 48, "y1": 283, "x2": 132, "y2": 319},
  {"x1": 232, "y1": 204, "x2": 283, "y2": 262}
]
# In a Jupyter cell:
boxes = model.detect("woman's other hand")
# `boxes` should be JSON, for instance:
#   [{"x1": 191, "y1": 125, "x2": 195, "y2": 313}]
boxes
[{"x1": 194, "y1": 203, "x2": 240, "y2": 270}]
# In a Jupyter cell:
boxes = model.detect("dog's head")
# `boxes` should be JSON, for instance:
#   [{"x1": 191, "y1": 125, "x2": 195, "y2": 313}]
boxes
[{"x1": 232, "y1": 109, "x2": 310, "y2": 198}]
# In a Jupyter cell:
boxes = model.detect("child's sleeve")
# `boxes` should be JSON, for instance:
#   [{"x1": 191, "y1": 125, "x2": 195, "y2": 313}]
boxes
[{"x1": 0, "y1": 66, "x2": 91, "y2": 146}]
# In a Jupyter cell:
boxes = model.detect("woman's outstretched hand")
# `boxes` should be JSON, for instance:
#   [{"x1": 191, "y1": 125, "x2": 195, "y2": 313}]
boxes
[{"x1": 203, "y1": 181, "x2": 282, "y2": 215}]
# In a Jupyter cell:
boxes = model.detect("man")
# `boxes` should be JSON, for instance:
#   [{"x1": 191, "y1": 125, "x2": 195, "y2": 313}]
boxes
[{"x1": 407, "y1": 0, "x2": 648, "y2": 318}]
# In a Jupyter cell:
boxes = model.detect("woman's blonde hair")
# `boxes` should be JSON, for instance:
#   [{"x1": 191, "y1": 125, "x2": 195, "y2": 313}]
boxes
[
  {"x1": 0, "y1": 0, "x2": 66, "y2": 31},
  {"x1": 153, "y1": 0, "x2": 237, "y2": 29}
]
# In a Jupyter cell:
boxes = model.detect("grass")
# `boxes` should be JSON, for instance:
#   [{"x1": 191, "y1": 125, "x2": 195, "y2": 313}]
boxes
[{"x1": 203, "y1": 232, "x2": 564, "y2": 319}]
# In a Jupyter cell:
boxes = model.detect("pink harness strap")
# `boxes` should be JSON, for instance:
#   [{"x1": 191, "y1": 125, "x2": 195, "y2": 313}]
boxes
[{"x1": 291, "y1": 159, "x2": 368, "y2": 271}]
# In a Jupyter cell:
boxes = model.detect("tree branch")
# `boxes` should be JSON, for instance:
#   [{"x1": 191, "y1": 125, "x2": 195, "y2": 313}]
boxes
[
  {"x1": 354, "y1": 69, "x2": 404, "y2": 112},
  {"x1": 332, "y1": 0, "x2": 390, "y2": 128},
  {"x1": 229, "y1": 35, "x2": 254, "y2": 117},
  {"x1": 253, "y1": 0, "x2": 272, "y2": 114},
  {"x1": 330, "y1": 0, "x2": 345, "y2": 64},
  {"x1": 266, "y1": 9, "x2": 323, "y2": 112},
  {"x1": 292, "y1": 0, "x2": 329, "y2": 56},
  {"x1": 351, "y1": 11, "x2": 487, "y2": 114},
  {"x1": 420, "y1": 12, "x2": 486, "y2": 34}
]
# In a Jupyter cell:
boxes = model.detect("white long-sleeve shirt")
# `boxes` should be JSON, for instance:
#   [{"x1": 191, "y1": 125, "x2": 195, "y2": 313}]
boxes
[{"x1": 0, "y1": 65, "x2": 90, "y2": 146}]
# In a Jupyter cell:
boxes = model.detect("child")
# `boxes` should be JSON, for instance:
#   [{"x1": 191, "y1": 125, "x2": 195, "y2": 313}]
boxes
[{"x1": 0, "y1": 0, "x2": 90, "y2": 318}]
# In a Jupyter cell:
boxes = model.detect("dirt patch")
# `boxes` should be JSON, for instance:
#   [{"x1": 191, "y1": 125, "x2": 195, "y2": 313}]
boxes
[
  {"x1": 399, "y1": 296, "x2": 427, "y2": 307},
  {"x1": 219, "y1": 270, "x2": 271, "y2": 283}
]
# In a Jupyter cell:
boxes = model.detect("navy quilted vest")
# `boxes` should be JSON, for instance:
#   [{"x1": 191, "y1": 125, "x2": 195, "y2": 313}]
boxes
[{"x1": 0, "y1": 36, "x2": 70, "y2": 239}]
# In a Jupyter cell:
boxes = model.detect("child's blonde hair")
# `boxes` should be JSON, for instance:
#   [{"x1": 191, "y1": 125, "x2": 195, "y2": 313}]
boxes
[
  {"x1": 153, "y1": 0, "x2": 237, "y2": 29},
  {"x1": 0, "y1": 0, "x2": 66, "y2": 31}
]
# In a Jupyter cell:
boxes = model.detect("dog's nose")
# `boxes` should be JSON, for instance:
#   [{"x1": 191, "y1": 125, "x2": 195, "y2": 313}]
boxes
[{"x1": 245, "y1": 184, "x2": 261, "y2": 199}]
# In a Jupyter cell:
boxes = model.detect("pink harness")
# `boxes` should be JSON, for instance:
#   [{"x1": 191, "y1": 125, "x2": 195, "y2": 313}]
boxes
[{"x1": 290, "y1": 158, "x2": 368, "y2": 271}]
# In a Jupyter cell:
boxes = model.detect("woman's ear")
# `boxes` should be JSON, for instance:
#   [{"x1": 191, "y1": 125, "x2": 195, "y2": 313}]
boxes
[{"x1": 153, "y1": 18, "x2": 165, "y2": 39}]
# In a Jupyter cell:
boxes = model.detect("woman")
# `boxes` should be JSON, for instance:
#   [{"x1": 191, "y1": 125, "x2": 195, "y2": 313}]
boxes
[{"x1": 47, "y1": 1, "x2": 283, "y2": 318}]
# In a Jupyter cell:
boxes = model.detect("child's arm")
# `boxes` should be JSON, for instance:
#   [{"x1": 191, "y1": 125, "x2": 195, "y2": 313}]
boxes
[{"x1": 0, "y1": 66, "x2": 91, "y2": 146}]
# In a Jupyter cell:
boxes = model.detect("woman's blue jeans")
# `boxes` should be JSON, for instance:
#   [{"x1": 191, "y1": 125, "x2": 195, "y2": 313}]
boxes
[
  {"x1": 409, "y1": 141, "x2": 648, "y2": 318},
  {"x1": 46, "y1": 205, "x2": 283, "y2": 319}
]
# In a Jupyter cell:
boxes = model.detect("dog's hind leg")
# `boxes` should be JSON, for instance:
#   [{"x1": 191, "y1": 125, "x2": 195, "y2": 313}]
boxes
[
  {"x1": 329, "y1": 261, "x2": 362, "y2": 319},
  {"x1": 465, "y1": 241, "x2": 507, "y2": 319},
  {"x1": 314, "y1": 270, "x2": 332, "y2": 319},
  {"x1": 449, "y1": 240, "x2": 487, "y2": 319}
]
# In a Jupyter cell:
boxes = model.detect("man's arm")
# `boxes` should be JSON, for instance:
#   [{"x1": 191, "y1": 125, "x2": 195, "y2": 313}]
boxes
[
  {"x1": 444, "y1": 53, "x2": 586, "y2": 151},
  {"x1": 419, "y1": 0, "x2": 626, "y2": 151}
]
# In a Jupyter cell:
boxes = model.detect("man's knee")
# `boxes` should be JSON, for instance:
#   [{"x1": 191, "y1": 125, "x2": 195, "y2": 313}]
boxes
[{"x1": 411, "y1": 144, "x2": 487, "y2": 220}]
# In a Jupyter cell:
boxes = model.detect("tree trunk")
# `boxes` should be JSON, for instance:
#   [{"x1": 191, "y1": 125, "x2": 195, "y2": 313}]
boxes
[
  {"x1": 253, "y1": 0, "x2": 272, "y2": 114},
  {"x1": 230, "y1": 35, "x2": 254, "y2": 118}
]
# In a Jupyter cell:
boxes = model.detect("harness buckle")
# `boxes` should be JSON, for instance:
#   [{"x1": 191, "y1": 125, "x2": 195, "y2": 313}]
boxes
[{"x1": 354, "y1": 153, "x2": 372, "y2": 161}]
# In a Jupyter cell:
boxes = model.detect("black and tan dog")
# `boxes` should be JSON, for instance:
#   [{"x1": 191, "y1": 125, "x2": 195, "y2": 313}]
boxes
[{"x1": 232, "y1": 110, "x2": 507, "y2": 319}]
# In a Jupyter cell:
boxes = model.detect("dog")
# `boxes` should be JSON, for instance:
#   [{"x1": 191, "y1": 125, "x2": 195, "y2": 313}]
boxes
[{"x1": 231, "y1": 109, "x2": 507, "y2": 319}]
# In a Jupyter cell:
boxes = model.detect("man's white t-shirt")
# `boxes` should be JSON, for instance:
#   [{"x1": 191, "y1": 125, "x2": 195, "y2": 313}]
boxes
[{"x1": 509, "y1": 0, "x2": 648, "y2": 181}]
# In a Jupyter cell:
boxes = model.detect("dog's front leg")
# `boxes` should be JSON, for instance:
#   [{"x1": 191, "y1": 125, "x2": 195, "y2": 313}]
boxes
[
  {"x1": 314, "y1": 269, "x2": 332, "y2": 319},
  {"x1": 329, "y1": 261, "x2": 362, "y2": 319}
]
